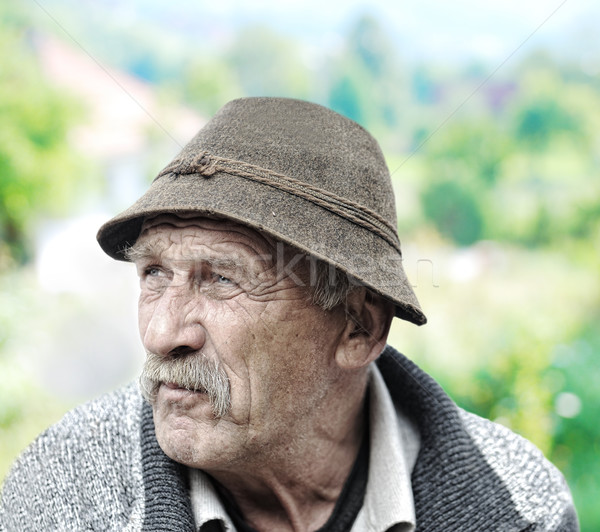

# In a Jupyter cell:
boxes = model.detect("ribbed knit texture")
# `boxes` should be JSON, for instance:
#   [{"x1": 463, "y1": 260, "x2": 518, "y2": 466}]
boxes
[
  {"x1": 0, "y1": 382, "x2": 146, "y2": 531},
  {"x1": 140, "y1": 402, "x2": 195, "y2": 531},
  {"x1": 0, "y1": 348, "x2": 578, "y2": 531},
  {"x1": 377, "y1": 349, "x2": 577, "y2": 532}
]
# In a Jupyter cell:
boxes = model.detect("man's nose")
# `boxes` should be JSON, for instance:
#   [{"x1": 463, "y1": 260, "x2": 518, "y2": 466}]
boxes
[{"x1": 141, "y1": 285, "x2": 206, "y2": 357}]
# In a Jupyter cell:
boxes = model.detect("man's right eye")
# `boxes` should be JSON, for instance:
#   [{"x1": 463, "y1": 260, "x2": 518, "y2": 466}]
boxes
[
  {"x1": 140, "y1": 266, "x2": 170, "y2": 289},
  {"x1": 145, "y1": 267, "x2": 162, "y2": 277}
]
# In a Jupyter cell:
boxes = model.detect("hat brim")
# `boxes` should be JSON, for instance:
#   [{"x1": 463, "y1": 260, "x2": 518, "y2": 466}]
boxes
[{"x1": 97, "y1": 171, "x2": 426, "y2": 325}]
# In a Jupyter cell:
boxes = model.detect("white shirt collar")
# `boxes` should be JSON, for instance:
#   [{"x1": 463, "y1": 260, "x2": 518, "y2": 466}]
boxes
[
  {"x1": 188, "y1": 468, "x2": 235, "y2": 531},
  {"x1": 352, "y1": 364, "x2": 419, "y2": 532},
  {"x1": 188, "y1": 363, "x2": 420, "y2": 532}
]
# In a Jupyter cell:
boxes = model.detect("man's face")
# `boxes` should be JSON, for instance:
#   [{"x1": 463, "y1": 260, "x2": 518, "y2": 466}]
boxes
[{"x1": 132, "y1": 215, "x2": 348, "y2": 471}]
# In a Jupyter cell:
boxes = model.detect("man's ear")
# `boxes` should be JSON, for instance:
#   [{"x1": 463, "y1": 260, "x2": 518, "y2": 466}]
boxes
[{"x1": 334, "y1": 288, "x2": 394, "y2": 370}]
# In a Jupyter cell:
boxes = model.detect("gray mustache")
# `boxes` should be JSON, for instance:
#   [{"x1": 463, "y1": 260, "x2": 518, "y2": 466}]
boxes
[{"x1": 139, "y1": 351, "x2": 231, "y2": 418}]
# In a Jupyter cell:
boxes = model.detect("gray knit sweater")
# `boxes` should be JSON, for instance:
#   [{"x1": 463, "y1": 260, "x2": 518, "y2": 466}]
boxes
[{"x1": 0, "y1": 347, "x2": 579, "y2": 531}]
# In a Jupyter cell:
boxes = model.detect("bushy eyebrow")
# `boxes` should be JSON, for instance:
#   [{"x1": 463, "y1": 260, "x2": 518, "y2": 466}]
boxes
[
  {"x1": 125, "y1": 239, "x2": 252, "y2": 277},
  {"x1": 124, "y1": 240, "x2": 164, "y2": 264}
]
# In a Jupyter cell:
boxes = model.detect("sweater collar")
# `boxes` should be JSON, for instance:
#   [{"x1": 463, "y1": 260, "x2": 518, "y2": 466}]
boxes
[{"x1": 376, "y1": 346, "x2": 530, "y2": 532}]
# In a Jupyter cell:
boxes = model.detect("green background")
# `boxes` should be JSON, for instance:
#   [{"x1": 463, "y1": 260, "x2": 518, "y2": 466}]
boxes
[{"x1": 1, "y1": 1, "x2": 598, "y2": 529}]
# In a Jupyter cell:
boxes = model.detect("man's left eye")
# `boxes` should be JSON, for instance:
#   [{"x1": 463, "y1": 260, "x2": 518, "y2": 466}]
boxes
[{"x1": 214, "y1": 274, "x2": 233, "y2": 284}]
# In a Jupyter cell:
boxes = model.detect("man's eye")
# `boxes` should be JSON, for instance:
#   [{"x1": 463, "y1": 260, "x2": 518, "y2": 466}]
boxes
[
  {"x1": 145, "y1": 267, "x2": 163, "y2": 277},
  {"x1": 141, "y1": 266, "x2": 169, "y2": 284},
  {"x1": 214, "y1": 274, "x2": 233, "y2": 284}
]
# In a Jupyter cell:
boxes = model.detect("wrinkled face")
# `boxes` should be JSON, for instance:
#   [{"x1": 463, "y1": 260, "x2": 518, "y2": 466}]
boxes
[{"x1": 132, "y1": 215, "x2": 347, "y2": 471}]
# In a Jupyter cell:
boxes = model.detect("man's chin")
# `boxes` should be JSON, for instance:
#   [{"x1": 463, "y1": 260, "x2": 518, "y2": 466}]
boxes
[
  {"x1": 152, "y1": 397, "x2": 235, "y2": 469},
  {"x1": 154, "y1": 419, "x2": 204, "y2": 467}
]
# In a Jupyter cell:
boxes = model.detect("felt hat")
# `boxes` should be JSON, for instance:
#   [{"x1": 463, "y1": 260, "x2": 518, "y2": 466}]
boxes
[{"x1": 97, "y1": 97, "x2": 426, "y2": 325}]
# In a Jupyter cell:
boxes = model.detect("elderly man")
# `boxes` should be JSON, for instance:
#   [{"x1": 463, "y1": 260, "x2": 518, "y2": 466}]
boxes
[{"x1": 1, "y1": 98, "x2": 577, "y2": 531}]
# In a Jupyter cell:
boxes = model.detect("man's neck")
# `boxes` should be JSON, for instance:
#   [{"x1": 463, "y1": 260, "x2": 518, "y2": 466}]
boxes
[{"x1": 206, "y1": 383, "x2": 368, "y2": 532}]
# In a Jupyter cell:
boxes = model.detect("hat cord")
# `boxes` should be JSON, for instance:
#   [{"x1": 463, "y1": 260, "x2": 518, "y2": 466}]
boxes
[{"x1": 156, "y1": 153, "x2": 402, "y2": 254}]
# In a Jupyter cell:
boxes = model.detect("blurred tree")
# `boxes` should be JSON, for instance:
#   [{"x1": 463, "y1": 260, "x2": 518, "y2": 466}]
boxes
[
  {"x1": 514, "y1": 98, "x2": 580, "y2": 151},
  {"x1": 0, "y1": 3, "x2": 85, "y2": 267},
  {"x1": 226, "y1": 26, "x2": 311, "y2": 100},
  {"x1": 327, "y1": 14, "x2": 408, "y2": 133},
  {"x1": 347, "y1": 14, "x2": 389, "y2": 79},
  {"x1": 328, "y1": 65, "x2": 368, "y2": 126},
  {"x1": 500, "y1": 64, "x2": 600, "y2": 247},
  {"x1": 415, "y1": 55, "x2": 600, "y2": 249},
  {"x1": 423, "y1": 119, "x2": 512, "y2": 186},
  {"x1": 421, "y1": 180, "x2": 484, "y2": 246},
  {"x1": 569, "y1": 200, "x2": 600, "y2": 241},
  {"x1": 412, "y1": 66, "x2": 442, "y2": 105},
  {"x1": 417, "y1": 118, "x2": 510, "y2": 245},
  {"x1": 182, "y1": 57, "x2": 242, "y2": 116}
]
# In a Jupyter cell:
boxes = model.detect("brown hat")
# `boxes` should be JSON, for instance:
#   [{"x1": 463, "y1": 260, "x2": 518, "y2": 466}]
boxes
[{"x1": 97, "y1": 97, "x2": 426, "y2": 325}]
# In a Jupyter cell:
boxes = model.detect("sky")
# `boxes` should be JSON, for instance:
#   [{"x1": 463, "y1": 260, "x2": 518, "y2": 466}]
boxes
[
  {"x1": 137, "y1": 0, "x2": 599, "y2": 63},
  {"x1": 36, "y1": 0, "x2": 600, "y2": 69}
]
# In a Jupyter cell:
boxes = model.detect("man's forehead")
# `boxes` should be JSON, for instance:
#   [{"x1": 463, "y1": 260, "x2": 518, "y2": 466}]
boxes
[{"x1": 135, "y1": 213, "x2": 278, "y2": 259}]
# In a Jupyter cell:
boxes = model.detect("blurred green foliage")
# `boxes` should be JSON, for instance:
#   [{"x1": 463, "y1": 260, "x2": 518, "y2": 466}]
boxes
[
  {"x1": 0, "y1": 1, "x2": 87, "y2": 267},
  {"x1": 421, "y1": 180, "x2": 484, "y2": 245},
  {"x1": 550, "y1": 318, "x2": 600, "y2": 526},
  {"x1": 1, "y1": 3, "x2": 599, "y2": 530},
  {"x1": 327, "y1": 15, "x2": 408, "y2": 133}
]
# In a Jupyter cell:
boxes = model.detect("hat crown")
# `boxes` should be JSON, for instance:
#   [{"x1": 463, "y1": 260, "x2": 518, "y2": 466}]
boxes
[{"x1": 171, "y1": 98, "x2": 398, "y2": 228}]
